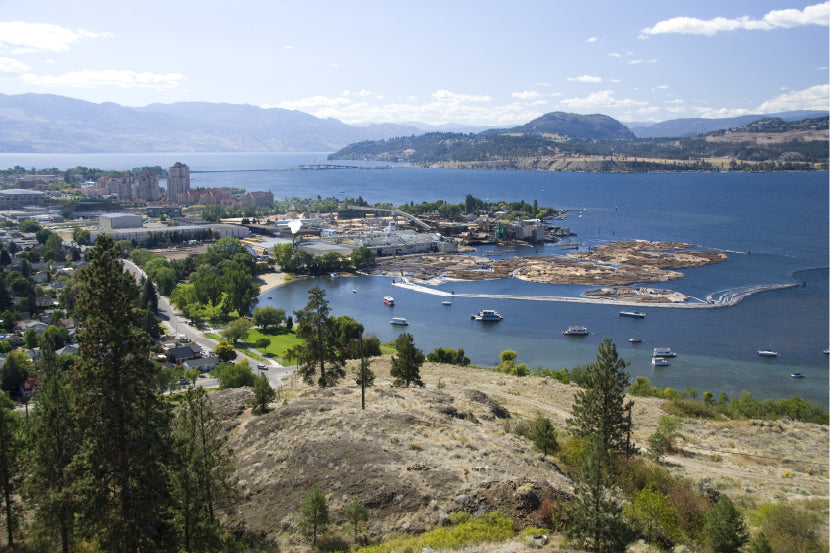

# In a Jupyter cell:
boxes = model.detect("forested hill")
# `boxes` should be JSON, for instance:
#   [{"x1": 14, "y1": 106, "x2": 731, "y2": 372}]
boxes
[
  {"x1": 495, "y1": 111, "x2": 635, "y2": 139},
  {"x1": 329, "y1": 115, "x2": 829, "y2": 172}
]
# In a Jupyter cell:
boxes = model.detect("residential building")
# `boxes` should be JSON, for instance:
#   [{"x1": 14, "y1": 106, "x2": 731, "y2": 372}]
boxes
[
  {"x1": 167, "y1": 162, "x2": 191, "y2": 203},
  {"x1": 240, "y1": 191, "x2": 274, "y2": 208}
]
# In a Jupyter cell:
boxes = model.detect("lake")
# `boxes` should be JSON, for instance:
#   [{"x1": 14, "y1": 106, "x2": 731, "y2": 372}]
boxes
[{"x1": 3, "y1": 152, "x2": 827, "y2": 404}]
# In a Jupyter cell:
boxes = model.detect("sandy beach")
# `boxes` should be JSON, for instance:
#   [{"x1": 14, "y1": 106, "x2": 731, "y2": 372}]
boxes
[{"x1": 255, "y1": 271, "x2": 297, "y2": 294}]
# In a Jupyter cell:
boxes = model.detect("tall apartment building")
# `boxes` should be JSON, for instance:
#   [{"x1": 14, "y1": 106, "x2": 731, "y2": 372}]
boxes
[
  {"x1": 96, "y1": 172, "x2": 160, "y2": 202},
  {"x1": 167, "y1": 162, "x2": 191, "y2": 203}
]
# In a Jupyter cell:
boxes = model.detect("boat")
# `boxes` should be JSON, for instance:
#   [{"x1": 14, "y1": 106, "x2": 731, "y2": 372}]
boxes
[
  {"x1": 390, "y1": 317, "x2": 409, "y2": 326},
  {"x1": 629, "y1": 338, "x2": 643, "y2": 343},
  {"x1": 383, "y1": 296, "x2": 394, "y2": 306},
  {"x1": 652, "y1": 347, "x2": 677, "y2": 358},
  {"x1": 652, "y1": 357, "x2": 670, "y2": 366},
  {"x1": 563, "y1": 326, "x2": 589, "y2": 336},
  {"x1": 471, "y1": 309, "x2": 503, "y2": 321},
  {"x1": 790, "y1": 372, "x2": 806, "y2": 378},
  {"x1": 352, "y1": 289, "x2": 357, "y2": 293},
  {"x1": 441, "y1": 300, "x2": 452, "y2": 305},
  {"x1": 757, "y1": 349, "x2": 780, "y2": 357},
  {"x1": 619, "y1": 311, "x2": 646, "y2": 318}
]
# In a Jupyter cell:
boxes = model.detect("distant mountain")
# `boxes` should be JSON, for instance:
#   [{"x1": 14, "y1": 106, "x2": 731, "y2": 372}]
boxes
[
  {"x1": 497, "y1": 111, "x2": 636, "y2": 140},
  {"x1": 0, "y1": 93, "x2": 425, "y2": 153},
  {"x1": 629, "y1": 110, "x2": 829, "y2": 138}
]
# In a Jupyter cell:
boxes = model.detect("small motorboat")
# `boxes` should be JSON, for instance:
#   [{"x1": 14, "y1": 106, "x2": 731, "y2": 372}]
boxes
[
  {"x1": 652, "y1": 358, "x2": 670, "y2": 367},
  {"x1": 790, "y1": 372, "x2": 806, "y2": 378},
  {"x1": 563, "y1": 326, "x2": 589, "y2": 336},
  {"x1": 629, "y1": 338, "x2": 643, "y2": 343},
  {"x1": 757, "y1": 349, "x2": 780, "y2": 357},
  {"x1": 390, "y1": 317, "x2": 409, "y2": 326},
  {"x1": 619, "y1": 311, "x2": 646, "y2": 318},
  {"x1": 441, "y1": 300, "x2": 452, "y2": 305},
  {"x1": 352, "y1": 289, "x2": 357, "y2": 293}
]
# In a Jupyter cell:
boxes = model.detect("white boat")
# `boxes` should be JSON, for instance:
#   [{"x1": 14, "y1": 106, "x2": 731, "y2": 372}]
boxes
[
  {"x1": 390, "y1": 317, "x2": 409, "y2": 326},
  {"x1": 471, "y1": 309, "x2": 503, "y2": 321},
  {"x1": 652, "y1": 347, "x2": 677, "y2": 358},
  {"x1": 563, "y1": 326, "x2": 589, "y2": 336},
  {"x1": 757, "y1": 349, "x2": 779, "y2": 357},
  {"x1": 790, "y1": 372, "x2": 806, "y2": 378},
  {"x1": 441, "y1": 300, "x2": 452, "y2": 305},
  {"x1": 619, "y1": 311, "x2": 646, "y2": 318},
  {"x1": 383, "y1": 296, "x2": 394, "y2": 306},
  {"x1": 652, "y1": 357, "x2": 670, "y2": 366},
  {"x1": 629, "y1": 338, "x2": 643, "y2": 343}
]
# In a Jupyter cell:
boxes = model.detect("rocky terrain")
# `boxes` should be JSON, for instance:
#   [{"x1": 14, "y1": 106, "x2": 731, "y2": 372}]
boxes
[{"x1": 208, "y1": 358, "x2": 828, "y2": 550}]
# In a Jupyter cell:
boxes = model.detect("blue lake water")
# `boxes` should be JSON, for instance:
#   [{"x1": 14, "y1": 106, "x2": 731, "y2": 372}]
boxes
[{"x1": 3, "y1": 153, "x2": 828, "y2": 404}]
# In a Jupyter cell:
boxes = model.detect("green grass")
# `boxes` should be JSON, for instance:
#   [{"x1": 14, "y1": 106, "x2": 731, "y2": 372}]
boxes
[
  {"x1": 357, "y1": 511, "x2": 515, "y2": 553},
  {"x1": 246, "y1": 328, "x2": 303, "y2": 362}
]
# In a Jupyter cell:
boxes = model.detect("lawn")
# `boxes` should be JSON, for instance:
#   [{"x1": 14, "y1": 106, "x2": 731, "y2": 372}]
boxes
[{"x1": 246, "y1": 328, "x2": 303, "y2": 362}]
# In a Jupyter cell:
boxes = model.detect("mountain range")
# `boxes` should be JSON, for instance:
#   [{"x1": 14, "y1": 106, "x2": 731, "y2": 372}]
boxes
[{"x1": 0, "y1": 93, "x2": 825, "y2": 153}]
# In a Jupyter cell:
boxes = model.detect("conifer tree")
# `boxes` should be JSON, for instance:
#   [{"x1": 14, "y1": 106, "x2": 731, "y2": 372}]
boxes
[
  {"x1": 567, "y1": 339, "x2": 631, "y2": 455},
  {"x1": 251, "y1": 373, "x2": 276, "y2": 414},
  {"x1": 290, "y1": 286, "x2": 344, "y2": 387},
  {"x1": 26, "y1": 341, "x2": 79, "y2": 553},
  {"x1": 0, "y1": 393, "x2": 20, "y2": 547},
  {"x1": 69, "y1": 234, "x2": 174, "y2": 553},
  {"x1": 390, "y1": 333, "x2": 425, "y2": 387},
  {"x1": 703, "y1": 495, "x2": 747, "y2": 553},
  {"x1": 170, "y1": 387, "x2": 238, "y2": 552},
  {"x1": 299, "y1": 484, "x2": 330, "y2": 547}
]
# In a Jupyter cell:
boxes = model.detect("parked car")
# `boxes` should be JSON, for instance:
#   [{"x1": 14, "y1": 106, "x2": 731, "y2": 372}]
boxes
[{"x1": 256, "y1": 363, "x2": 267, "y2": 370}]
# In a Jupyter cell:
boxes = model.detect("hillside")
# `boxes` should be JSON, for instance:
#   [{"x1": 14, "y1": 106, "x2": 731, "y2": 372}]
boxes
[
  {"x1": 0, "y1": 93, "x2": 424, "y2": 153},
  {"x1": 498, "y1": 112, "x2": 635, "y2": 140},
  {"x1": 210, "y1": 357, "x2": 829, "y2": 550},
  {"x1": 629, "y1": 110, "x2": 829, "y2": 138},
  {"x1": 330, "y1": 115, "x2": 829, "y2": 171}
]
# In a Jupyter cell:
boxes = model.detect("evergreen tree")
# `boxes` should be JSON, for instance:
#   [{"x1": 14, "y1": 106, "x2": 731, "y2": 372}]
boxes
[
  {"x1": 141, "y1": 276, "x2": 159, "y2": 313},
  {"x1": 299, "y1": 484, "x2": 330, "y2": 547},
  {"x1": 702, "y1": 496, "x2": 747, "y2": 553},
  {"x1": 289, "y1": 286, "x2": 344, "y2": 387},
  {"x1": 566, "y1": 437, "x2": 631, "y2": 553},
  {"x1": 251, "y1": 373, "x2": 276, "y2": 414},
  {"x1": 0, "y1": 393, "x2": 20, "y2": 547},
  {"x1": 344, "y1": 498, "x2": 369, "y2": 541},
  {"x1": 170, "y1": 387, "x2": 238, "y2": 552},
  {"x1": 567, "y1": 339, "x2": 631, "y2": 455},
  {"x1": 531, "y1": 417, "x2": 559, "y2": 456},
  {"x1": 26, "y1": 346, "x2": 79, "y2": 553},
  {"x1": 390, "y1": 333, "x2": 425, "y2": 387},
  {"x1": 69, "y1": 235, "x2": 174, "y2": 553},
  {"x1": 0, "y1": 350, "x2": 32, "y2": 396}
]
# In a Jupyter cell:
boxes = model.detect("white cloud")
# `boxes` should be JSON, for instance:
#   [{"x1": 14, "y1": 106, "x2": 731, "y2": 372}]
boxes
[
  {"x1": 560, "y1": 90, "x2": 648, "y2": 110},
  {"x1": 656, "y1": 85, "x2": 669, "y2": 89},
  {"x1": 640, "y1": 2, "x2": 829, "y2": 37},
  {"x1": 628, "y1": 59, "x2": 644, "y2": 64},
  {"x1": 512, "y1": 90, "x2": 542, "y2": 100},
  {"x1": 666, "y1": 99, "x2": 684, "y2": 104},
  {"x1": 586, "y1": 36, "x2": 598, "y2": 42},
  {"x1": 0, "y1": 21, "x2": 110, "y2": 53},
  {"x1": 608, "y1": 52, "x2": 623, "y2": 58},
  {"x1": 276, "y1": 89, "x2": 541, "y2": 125},
  {"x1": 21, "y1": 69, "x2": 186, "y2": 89},
  {"x1": 692, "y1": 106, "x2": 753, "y2": 118},
  {"x1": 357, "y1": 89, "x2": 375, "y2": 97},
  {"x1": 283, "y1": 45, "x2": 294, "y2": 50},
  {"x1": 0, "y1": 57, "x2": 30, "y2": 74},
  {"x1": 535, "y1": 81, "x2": 552, "y2": 87},
  {"x1": 755, "y1": 84, "x2": 830, "y2": 112},
  {"x1": 610, "y1": 78, "x2": 622, "y2": 83},
  {"x1": 567, "y1": 74, "x2": 602, "y2": 83}
]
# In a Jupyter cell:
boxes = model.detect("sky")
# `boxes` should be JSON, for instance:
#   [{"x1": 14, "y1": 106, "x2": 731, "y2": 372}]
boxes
[{"x1": 0, "y1": 0, "x2": 828, "y2": 126}]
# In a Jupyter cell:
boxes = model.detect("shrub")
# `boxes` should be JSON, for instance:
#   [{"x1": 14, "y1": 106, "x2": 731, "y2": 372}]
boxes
[{"x1": 663, "y1": 398, "x2": 720, "y2": 420}]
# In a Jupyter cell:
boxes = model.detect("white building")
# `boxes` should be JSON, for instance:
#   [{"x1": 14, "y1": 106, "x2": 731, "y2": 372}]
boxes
[{"x1": 100, "y1": 213, "x2": 143, "y2": 229}]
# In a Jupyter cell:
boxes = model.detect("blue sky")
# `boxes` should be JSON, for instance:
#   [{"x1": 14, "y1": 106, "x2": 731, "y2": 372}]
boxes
[{"x1": 0, "y1": 0, "x2": 827, "y2": 125}]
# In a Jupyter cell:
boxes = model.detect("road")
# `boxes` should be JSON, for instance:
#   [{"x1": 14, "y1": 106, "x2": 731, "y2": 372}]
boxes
[{"x1": 123, "y1": 259, "x2": 295, "y2": 390}]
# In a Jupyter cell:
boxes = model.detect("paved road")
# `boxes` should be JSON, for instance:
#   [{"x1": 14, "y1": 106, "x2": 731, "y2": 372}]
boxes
[{"x1": 123, "y1": 259, "x2": 295, "y2": 389}]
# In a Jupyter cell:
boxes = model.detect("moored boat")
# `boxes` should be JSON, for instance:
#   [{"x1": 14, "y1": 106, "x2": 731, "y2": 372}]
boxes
[
  {"x1": 471, "y1": 309, "x2": 503, "y2": 321},
  {"x1": 390, "y1": 317, "x2": 409, "y2": 326},
  {"x1": 383, "y1": 296, "x2": 394, "y2": 306},
  {"x1": 442, "y1": 300, "x2": 452, "y2": 305},
  {"x1": 619, "y1": 311, "x2": 646, "y2": 318},
  {"x1": 653, "y1": 347, "x2": 677, "y2": 358},
  {"x1": 629, "y1": 338, "x2": 643, "y2": 343},
  {"x1": 652, "y1": 357, "x2": 670, "y2": 366},
  {"x1": 790, "y1": 372, "x2": 806, "y2": 378},
  {"x1": 563, "y1": 326, "x2": 589, "y2": 336}
]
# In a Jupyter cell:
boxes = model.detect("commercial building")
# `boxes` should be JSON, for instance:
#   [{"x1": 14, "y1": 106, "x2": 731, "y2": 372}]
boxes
[
  {"x1": 0, "y1": 189, "x2": 46, "y2": 208},
  {"x1": 100, "y1": 213, "x2": 142, "y2": 229}
]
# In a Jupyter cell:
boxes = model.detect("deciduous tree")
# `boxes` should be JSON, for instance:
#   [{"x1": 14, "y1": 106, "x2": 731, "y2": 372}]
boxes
[
  {"x1": 221, "y1": 317, "x2": 252, "y2": 344},
  {"x1": 623, "y1": 487, "x2": 678, "y2": 546}
]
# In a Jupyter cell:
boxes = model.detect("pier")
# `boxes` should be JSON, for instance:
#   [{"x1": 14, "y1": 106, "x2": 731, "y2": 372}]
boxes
[{"x1": 391, "y1": 280, "x2": 798, "y2": 308}]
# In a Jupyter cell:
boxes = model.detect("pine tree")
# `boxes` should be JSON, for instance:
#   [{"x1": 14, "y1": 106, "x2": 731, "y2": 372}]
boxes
[
  {"x1": 299, "y1": 484, "x2": 330, "y2": 547},
  {"x1": 390, "y1": 333, "x2": 425, "y2": 387},
  {"x1": 25, "y1": 343, "x2": 79, "y2": 553},
  {"x1": 344, "y1": 498, "x2": 369, "y2": 541},
  {"x1": 703, "y1": 495, "x2": 747, "y2": 553},
  {"x1": 0, "y1": 393, "x2": 20, "y2": 547},
  {"x1": 170, "y1": 387, "x2": 238, "y2": 552},
  {"x1": 69, "y1": 235, "x2": 174, "y2": 553},
  {"x1": 290, "y1": 286, "x2": 344, "y2": 387},
  {"x1": 567, "y1": 339, "x2": 631, "y2": 455},
  {"x1": 251, "y1": 373, "x2": 276, "y2": 414},
  {"x1": 531, "y1": 417, "x2": 559, "y2": 456}
]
